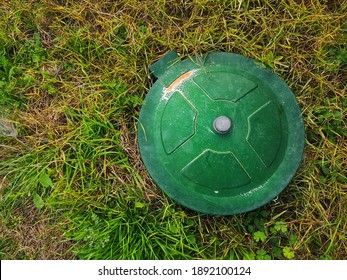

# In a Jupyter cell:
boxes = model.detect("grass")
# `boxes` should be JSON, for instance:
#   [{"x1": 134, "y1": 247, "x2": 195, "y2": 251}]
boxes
[{"x1": 0, "y1": 0, "x2": 346, "y2": 260}]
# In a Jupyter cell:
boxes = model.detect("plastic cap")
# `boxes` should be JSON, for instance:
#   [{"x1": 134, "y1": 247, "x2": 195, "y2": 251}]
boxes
[{"x1": 214, "y1": 116, "x2": 232, "y2": 134}]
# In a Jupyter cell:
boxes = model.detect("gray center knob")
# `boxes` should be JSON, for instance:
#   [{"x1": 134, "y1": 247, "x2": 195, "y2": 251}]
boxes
[{"x1": 214, "y1": 116, "x2": 232, "y2": 134}]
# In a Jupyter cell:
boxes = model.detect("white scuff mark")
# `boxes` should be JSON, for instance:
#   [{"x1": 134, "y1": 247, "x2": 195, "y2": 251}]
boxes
[{"x1": 161, "y1": 69, "x2": 197, "y2": 101}]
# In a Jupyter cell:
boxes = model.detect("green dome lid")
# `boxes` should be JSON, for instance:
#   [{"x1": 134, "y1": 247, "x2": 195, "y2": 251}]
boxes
[{"x1": 138, "y1": 51, "x2": 305, "y2": 215}]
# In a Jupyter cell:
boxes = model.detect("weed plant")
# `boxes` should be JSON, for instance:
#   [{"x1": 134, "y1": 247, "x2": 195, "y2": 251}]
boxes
[{"x1": 0, "y1": 0, "x2": 346, "y2": 259}]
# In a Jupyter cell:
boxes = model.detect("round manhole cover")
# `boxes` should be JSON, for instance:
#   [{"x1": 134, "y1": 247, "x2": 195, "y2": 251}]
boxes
[{"x1": 138, "y1": 51, "x2": 305, "y2": 215}]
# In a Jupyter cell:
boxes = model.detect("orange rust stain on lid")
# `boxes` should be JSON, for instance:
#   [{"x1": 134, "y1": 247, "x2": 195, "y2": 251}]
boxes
[{"x1": 165, "y1": 70, "x2": 194, "y2": 92}]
